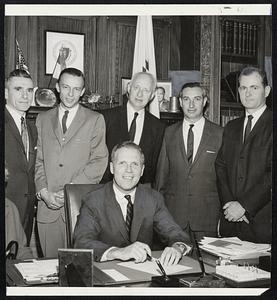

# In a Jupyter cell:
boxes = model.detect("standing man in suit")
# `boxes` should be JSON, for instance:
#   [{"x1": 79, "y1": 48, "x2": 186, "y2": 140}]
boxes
[
  {"x1": 74, "y1": 141, "x2": 191, "y2": 264},
  {"x1": 35, "y1": 68, "x2": 108, "y2": 258},
  {"x1": 155, "y1": 82, "x2": 223, "y2": 240},
  {"x1": 215, "y1": 67, "x2": 272, "y2": 243},
  {"x1": 101, "y1": 72, "x2": 165, "y2": 185},
  {"x1": 5, "y1": 69, "x2": 37, "y2": 245}
]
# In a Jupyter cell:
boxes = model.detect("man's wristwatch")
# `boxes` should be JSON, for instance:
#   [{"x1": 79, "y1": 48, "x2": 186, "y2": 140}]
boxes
[{"x1": 173, "y1": 242, "x2": 188, "y2": 255}]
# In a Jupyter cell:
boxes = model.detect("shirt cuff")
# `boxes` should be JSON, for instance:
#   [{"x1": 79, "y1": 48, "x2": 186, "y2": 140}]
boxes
[
  {"x1": 100, "y1": 246, "x2": 117, "y2": 262},
  {"x1": 36, "y1": 188, "x2": 47, "y2": 200}
]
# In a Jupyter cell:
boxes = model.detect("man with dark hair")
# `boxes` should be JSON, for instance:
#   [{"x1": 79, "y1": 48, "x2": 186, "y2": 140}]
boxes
[
  {"x1": 157, "y1": 86, "x2": 170, "y2": 112},
  {"x1": 101, "y1": 72, "x2": 165, "y2": 185},
  {"x1": 35, "y1": 67, "x2": 108, "y2": 257},
  {"x1": 155, "y1": 82, "x2": 223, "y2": 240},
  {"x1": 74, "y1": 141, "x2": 191, "y2": 264},
  {"x1": 215, "y1": 67, "x2": 272, "y2": 243},
  {"x1": 5, "y1": 69, "x2": 37, "y2": 245}
]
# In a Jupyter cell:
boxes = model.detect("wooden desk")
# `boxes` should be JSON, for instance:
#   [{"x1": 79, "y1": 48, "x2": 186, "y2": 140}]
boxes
[{"x1": 6, "y1": 251, "x2": 214, "y2": 287}]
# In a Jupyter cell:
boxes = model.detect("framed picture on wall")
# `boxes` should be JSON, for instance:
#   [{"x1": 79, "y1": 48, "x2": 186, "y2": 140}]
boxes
[
  {"x1": 45, "y1": 30, "x2": 85, "y2": 78},
  {"x1": 156, "y1": 81, "x2": 172, "y2": 112},
  {"x1": 121, "y1": 77, "x2": 131, "y2": 104}
]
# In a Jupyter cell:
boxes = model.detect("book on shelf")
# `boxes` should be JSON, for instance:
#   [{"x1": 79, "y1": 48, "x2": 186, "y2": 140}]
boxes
[{"x1": 222, "y1": 19, "x2": 257, "y2": 56}]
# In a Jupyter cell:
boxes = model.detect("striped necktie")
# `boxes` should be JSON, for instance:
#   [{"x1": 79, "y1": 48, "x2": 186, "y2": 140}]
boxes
[
  {"x1": 21, "y1": 116, "x2": 28, "y2": 159},
  {"x1": 124, "y1": 195, "x2": 133, "y2": 236}
]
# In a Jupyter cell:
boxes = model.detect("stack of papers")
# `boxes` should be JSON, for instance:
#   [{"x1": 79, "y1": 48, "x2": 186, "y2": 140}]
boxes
[
  {"x1": 15, "y1": 259, "x2": 59, "y2": 284},
  {"x1": 199, "y1": 237, "x2": 271, "y2": 260}
]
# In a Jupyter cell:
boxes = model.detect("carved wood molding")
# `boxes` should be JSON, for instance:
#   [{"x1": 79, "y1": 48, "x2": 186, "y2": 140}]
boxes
[{"x1": 200, "y1": 16, "x2": 221, "y2": 124}]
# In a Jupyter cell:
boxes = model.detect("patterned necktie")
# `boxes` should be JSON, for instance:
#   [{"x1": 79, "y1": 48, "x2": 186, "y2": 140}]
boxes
[
  {"x1": 244, "y1": 115, "x2": 253, "y2": 143},
  {"x1": 62, "y1": 110, "x2": 69, "y2": 134},
  {"x1": 128, "y1": 112, "x2": 139, "y2": 141},
  {"x1": 20, "y1": 116, "x2": 28, "y2": 159},
  {"x1": 124, "y1": 195, "x2": 133, "y2": 236},
  {"x1": 187, "y1": 124, "x2": 194, "y2": 165}
]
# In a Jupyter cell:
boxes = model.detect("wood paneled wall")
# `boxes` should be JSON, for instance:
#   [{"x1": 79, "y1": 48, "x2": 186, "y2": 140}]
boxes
[{"x1": 5, "y1": 16, "x2": 189, "y2": 102}]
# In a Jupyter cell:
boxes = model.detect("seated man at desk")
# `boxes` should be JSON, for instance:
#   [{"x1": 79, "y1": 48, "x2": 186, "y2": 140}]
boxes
[{"x1": 74, "y1": 141, "x2": 192, "y2": 265}]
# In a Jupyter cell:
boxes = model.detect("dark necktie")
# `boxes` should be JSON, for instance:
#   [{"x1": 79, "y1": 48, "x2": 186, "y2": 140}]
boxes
[
  {"x1": 128, "y1": 112, "x2": 139, "y2": 141},
  {"x1": 62, "y1": 110, "x2": 69, "y2": 134},
  {"x1": 244, "y1": 115, "x2": 253, "y2": 143},
  {"x1": 124, "y1": 195, "x2": 133, "y2": 236},
  {"x1": 20, "y1": 116, "x2": 28, "y2": 159},
  {"x1": 187, "y1": 124, "x2": 194, "y2": 165}
]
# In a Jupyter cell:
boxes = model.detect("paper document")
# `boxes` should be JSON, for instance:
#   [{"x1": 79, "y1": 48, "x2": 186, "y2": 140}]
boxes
[
  {"x1": 199, "y1": 237, "x2": 271, "y2": 259},
  {"x1": 15, "y1": 259, "x2": 58, "y2": 282},
  {"x1": 118, "y1": 260, "x2": 191, "y2": 276},
  {"x1": 102, "y1": 269, "x2": 130, "y2": 282}
]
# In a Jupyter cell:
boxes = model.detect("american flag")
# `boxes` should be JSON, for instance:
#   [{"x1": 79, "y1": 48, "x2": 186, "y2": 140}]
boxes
[
  {"x1": 16, "y1": 39, "x2": 29, "y2": 73},
  {"x1": 132, "y1": 16, "x2": 159, "y2": 118}
]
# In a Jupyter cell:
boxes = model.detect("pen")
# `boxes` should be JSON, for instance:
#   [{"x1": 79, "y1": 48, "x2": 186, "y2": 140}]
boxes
[
  {"x1": 155, "y1": 259, "x2": 170, "y2": 281},
  {"x1": 146, "y1": 253, "x2": 153, "y2": 261}
]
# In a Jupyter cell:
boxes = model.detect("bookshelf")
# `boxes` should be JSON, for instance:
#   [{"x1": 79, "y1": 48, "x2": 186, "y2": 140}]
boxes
[{"x1": 219, "y1": 16, "x2": 264, "y2": 126}]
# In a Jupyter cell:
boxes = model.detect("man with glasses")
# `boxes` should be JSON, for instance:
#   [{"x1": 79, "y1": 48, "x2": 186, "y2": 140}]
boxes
[
  {"x1": 215, "y1": 67, "x2": 272, "y2": 243},
  {"x1": 155, "y1": 82, "x2": 223, "y2": 240}
]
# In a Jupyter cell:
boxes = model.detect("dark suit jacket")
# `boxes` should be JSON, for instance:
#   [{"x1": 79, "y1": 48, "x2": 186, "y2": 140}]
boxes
[
  {"x1": 5, "y1": 108, "x2": 37, "y2": 244},
  {"x1": 100, "y1": 104, "x2": 165, "y2": 184},
  {"x1": 154, "y1": 119, "x2": 223, "y2": 233},
  {"x1": 215, "y1": 108, "x2": 272, "y2": 243},
  {"x1": 73, "y1": 182, "x2": 191, "y2": 261}
]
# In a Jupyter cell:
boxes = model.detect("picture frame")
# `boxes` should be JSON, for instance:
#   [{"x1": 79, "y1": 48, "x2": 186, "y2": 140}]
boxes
[
  {"x1": 121, "y1": 77, "x2": 131, "y2": 104},
  {"x1": 156, "y1": 81, "x2": 172, "y2": 112},
  {"x1": 45, "y1": 30, "x2": 85, "y2": 78}
]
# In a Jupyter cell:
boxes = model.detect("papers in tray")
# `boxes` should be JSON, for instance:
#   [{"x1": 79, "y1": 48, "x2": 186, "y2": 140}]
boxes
[
  {"x1": 15, "y1": 259, "x2": 59, "y2": 284},
  {"x1": 199, "y1": 237, "x2": 271, "y2": 260}
]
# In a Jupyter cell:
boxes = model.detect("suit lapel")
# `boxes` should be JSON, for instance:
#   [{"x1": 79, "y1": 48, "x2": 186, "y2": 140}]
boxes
[
  {"x1": 139, "y1": 111, "x2": 150, "y2": 148},
  {"x1": 106, "y1": 183, "x2": 129, "y2": 241},
  {"x1": 26, "y1": 121, "x2": 35, "y2": 170},
  {"x1": 5, "y1": 109, "x2": 28, "y2": 165},
  {"x1": 120, "y1": 105, "x2": 130, "y2": 141},
  {"x1": 243, "y1": 109, "x2": 269, "y2": 146},
  {"x1": 50, "y1": 107, "x2": 63, "y2": 145},
  {"x1": 64, "y1": 105, "x2": 87, "y2": 144},
  {"x1": 130, "y1": 186, "x2": 145, "y2": 242},
  {"x1": 193, "y1": 119, "x2": 211, "y2": 165},
  {"x1": 177, "y1": 122, "x2": 190, "y2": 168}
]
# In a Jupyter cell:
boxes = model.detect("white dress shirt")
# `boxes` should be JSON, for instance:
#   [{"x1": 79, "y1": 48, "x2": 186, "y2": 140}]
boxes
[
  {"x1": 182, "y1": 117, "x2": 205, "y2": 162},
  {"x1": 243, "y1": 105, "x2": 267, "y2": 140},
  {"x1": 58, "y1": 104, "x2": 79, "y2": 133},
  {"x1": 6, "y1": 104, "x2": 29, "y2": 159},
  {"x1": 127, "y1": 102, "x2": 145, "y2": 145},
  {"x1": 101, "y1": 183, "x2": 136, "y2": 261}
]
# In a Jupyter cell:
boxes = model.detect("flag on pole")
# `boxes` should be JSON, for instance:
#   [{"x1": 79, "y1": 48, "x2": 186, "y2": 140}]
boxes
[
  {"x1": 132, "y1": 16, "x2": 160, "y2": 118},
  {"x1": 15, "y1": 39, "x2": 29, "y2": 73}
]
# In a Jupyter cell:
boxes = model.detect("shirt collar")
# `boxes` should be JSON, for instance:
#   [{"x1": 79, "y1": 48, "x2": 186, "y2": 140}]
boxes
[
  {"x1": 6, "y1": 104, "x2": 26, "y2": 118},
  {"x1": 245, "y1": 105, "x2": 266, "y2": 120},
  {"x1": 59, "y1": 103, "x2": 79, "y2": 115},
  {"x1": 183, "y1": 116, "x2": 205, "y2": 128},
  {"x1": 127, "y1": 101, "x2": 145, "y2": 118},
  {"x1": 113, "y1": 181, "x2": 136, "y2": 204}
]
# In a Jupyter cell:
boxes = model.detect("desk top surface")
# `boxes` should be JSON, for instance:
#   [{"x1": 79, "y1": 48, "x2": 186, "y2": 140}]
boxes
[{"x1": 6, "y1": 251, "x2": 215, "y2": 287}]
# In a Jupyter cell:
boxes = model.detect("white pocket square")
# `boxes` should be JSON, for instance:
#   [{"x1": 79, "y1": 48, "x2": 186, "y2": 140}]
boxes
[{"x1": 206, "y1": 150, "x2": 216, "y2": 154}]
